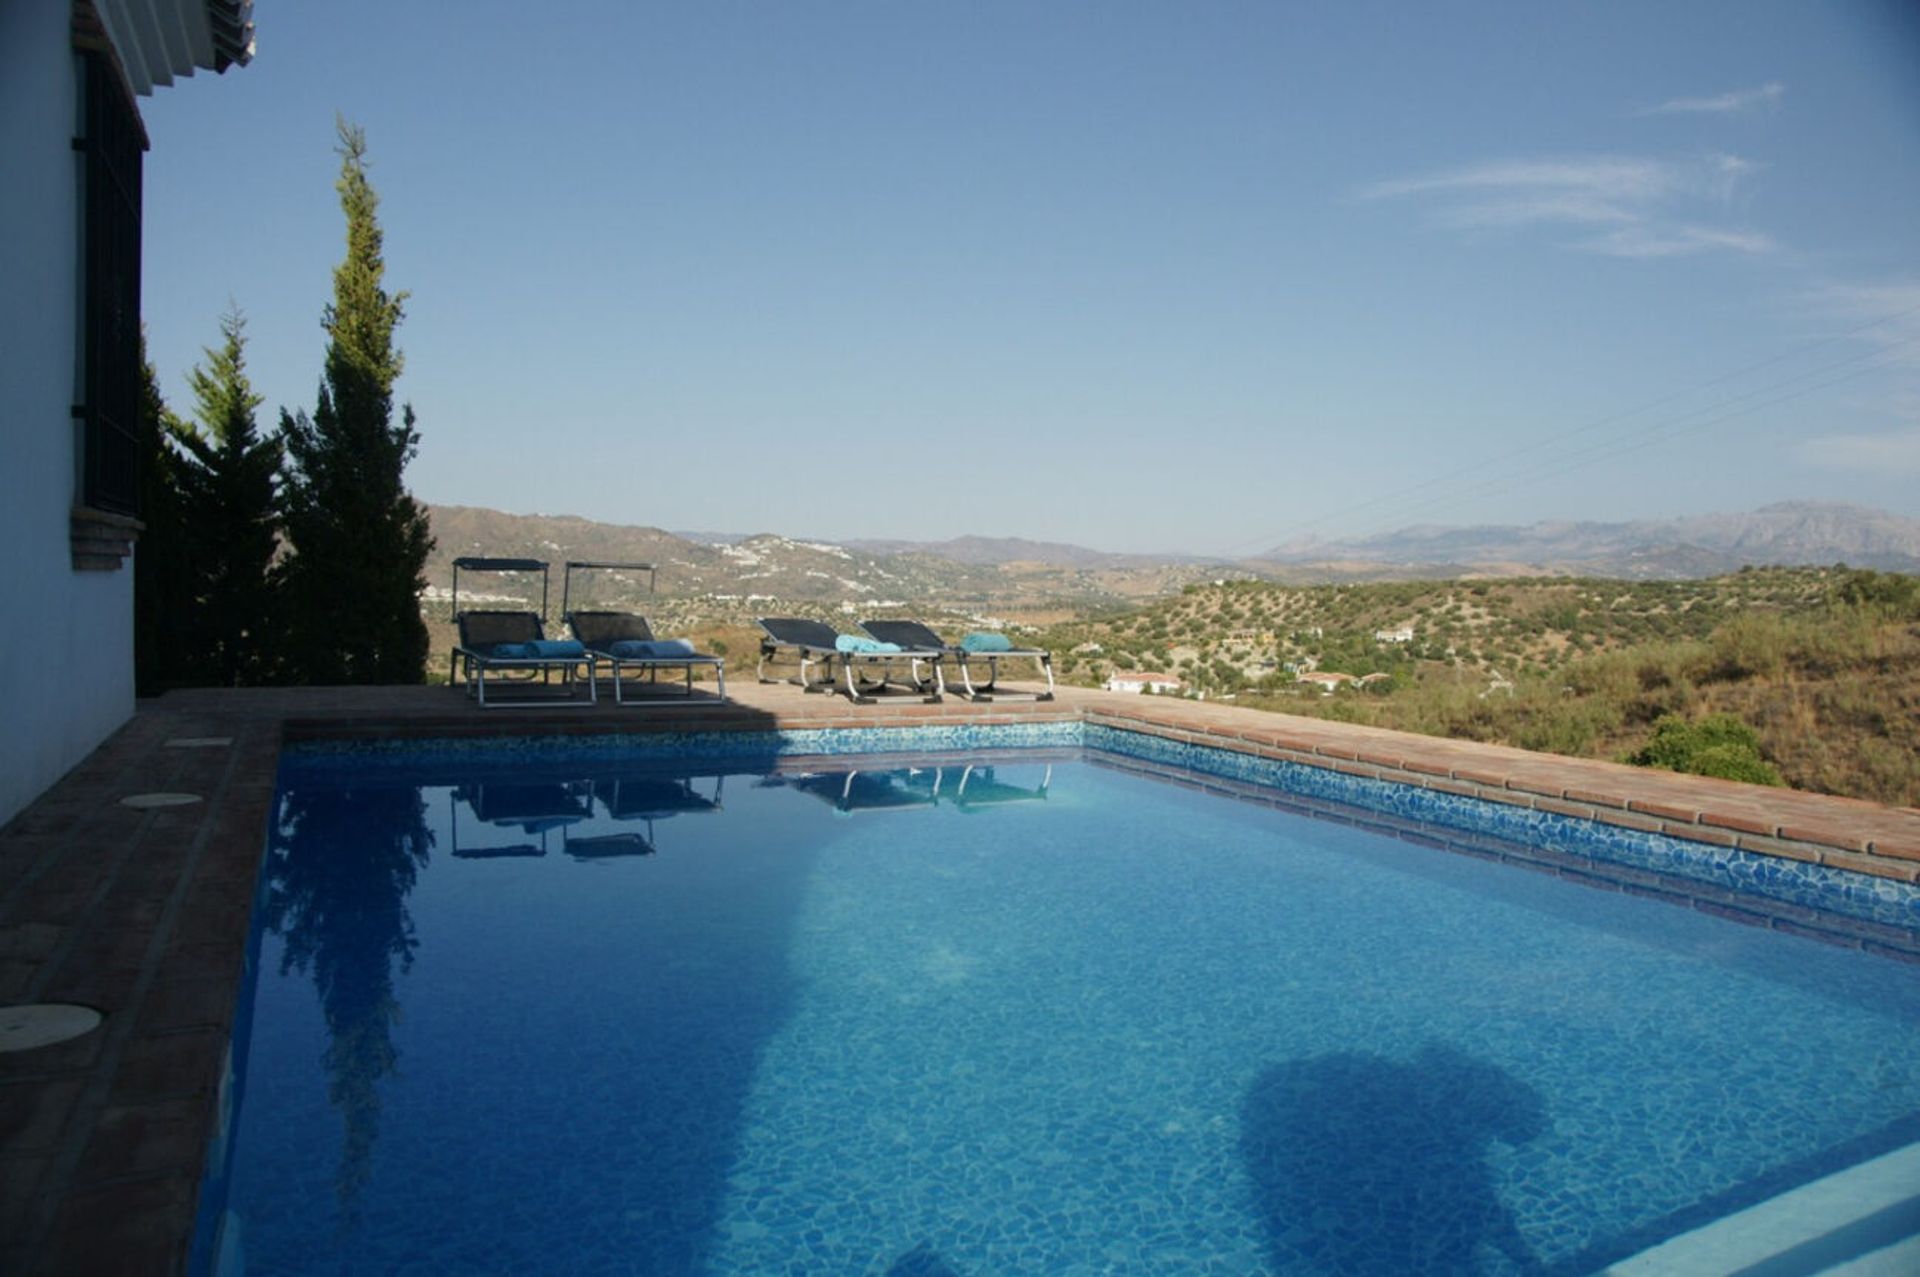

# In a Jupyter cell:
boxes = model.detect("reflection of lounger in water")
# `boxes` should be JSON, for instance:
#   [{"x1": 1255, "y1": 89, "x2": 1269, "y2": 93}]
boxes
[
  {"x1": 572, "y1": 773, "x2": 726, "y2": 856},
  {"x1": 594, "y1": 775, "x2": 723, "y2": 820},
  {"x1": 950, "y1": 764, "x2": 1051, "y2": 812},
  {"x1": 564, "y1": 832, "x2": 656, "y2": 859},
  {"x1": 786, "y1": 768, "x2": 944, "y2": 815},
  {"x1": 450, "y1": 782, "x2": 592, "y2": 858}
]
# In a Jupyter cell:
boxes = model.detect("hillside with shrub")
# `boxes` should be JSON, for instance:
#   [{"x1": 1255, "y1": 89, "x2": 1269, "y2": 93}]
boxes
[{"x1": 1038, "y1": 568, "x2": 1920, "y2": 807}]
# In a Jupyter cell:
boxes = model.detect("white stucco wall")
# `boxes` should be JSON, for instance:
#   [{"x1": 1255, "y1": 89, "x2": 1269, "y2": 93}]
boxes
[{"x1": 0, "y1": 6, "x2": 139, "y2": 826}]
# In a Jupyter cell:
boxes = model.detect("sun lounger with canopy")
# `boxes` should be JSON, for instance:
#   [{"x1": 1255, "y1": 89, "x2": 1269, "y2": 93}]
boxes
[
  {"x1": 449, "y1": 558, "x2": 596, "y2": 707},
  {"x1": 561, "y1": 561, "x2": 727, "y2": 705}
]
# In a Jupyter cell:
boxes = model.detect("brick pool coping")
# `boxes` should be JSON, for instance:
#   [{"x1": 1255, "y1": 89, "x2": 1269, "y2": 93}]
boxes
[{"x1": 1, "y1": 681, "x2": 1916, "y2": 1274}]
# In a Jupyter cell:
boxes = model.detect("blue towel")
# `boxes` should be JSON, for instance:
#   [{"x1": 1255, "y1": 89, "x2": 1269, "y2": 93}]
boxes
[
  {"x1": 960, "y1": 631, "x2": 1013, "y2": 653},
  {"x1": 492, "y1": 639, "x2": 585, "y2": 659},
  {"x1": 610, "y1": 638, "x2": 697, "y2": 659},
  {"x1": 836, "y1": 635, "x2": 902, "y2": 653}
]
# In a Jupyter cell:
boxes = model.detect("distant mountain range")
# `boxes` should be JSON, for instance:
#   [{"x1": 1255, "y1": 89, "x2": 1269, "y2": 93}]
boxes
[
  {"x1": 1258, "y1": 502, "x2": 1920, "y2": 577},
  {"x1": 426, "y1": 501, "x2": 1918, "y2": 613},
  {"x1": 427, "y1": 506, "x2": 1217, "y2": 613},
  {"x1": 839, "y1": 535, "x2": 1218, "y2": 571}
]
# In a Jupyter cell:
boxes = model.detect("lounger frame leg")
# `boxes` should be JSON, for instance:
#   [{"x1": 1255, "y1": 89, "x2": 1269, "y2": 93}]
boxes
[{"x1": 951, "y1": 652, "x2": 1055, "y2": 702}]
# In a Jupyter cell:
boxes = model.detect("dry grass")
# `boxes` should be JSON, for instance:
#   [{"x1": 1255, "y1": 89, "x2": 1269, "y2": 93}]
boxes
[{"x1": 1263, "y1": 610, "x2": 1920, "y2": 806}]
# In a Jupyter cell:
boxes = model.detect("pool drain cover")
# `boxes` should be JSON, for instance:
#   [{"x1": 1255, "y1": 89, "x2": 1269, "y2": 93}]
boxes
[
  {"x1": 119, "y1": 792, "x2": 203, "y2": 809},
  {"x1": 0, "y1": 1004, "x2": 103, "y2": 1052}
]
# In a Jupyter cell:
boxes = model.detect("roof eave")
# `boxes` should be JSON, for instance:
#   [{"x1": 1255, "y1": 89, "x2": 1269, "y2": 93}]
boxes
[{"x1": 90, "y1": 0, "x2": 254, "y2": 97}]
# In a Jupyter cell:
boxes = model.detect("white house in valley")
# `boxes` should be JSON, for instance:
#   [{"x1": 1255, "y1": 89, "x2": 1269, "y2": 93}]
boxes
[
  {"x1": 1105, "y1": 672, "x2": 1184, "y2": 695},
  {"x1": 0, "y1": 1, "x2": 253, "y2": 824}
]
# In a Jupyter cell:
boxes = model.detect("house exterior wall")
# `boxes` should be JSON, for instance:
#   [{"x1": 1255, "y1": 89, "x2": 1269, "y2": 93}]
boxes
[{"x1": 0, "y1": 5, "x2": 139, "y2": 826}]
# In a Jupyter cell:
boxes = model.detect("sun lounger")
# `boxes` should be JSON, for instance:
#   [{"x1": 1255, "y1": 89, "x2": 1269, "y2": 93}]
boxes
[
  {"x1": 566, "y1": 611, "x2": 727, "y2": 705},
  {"x1": 756, "y1": 617, "x2": 944, "y2": 704},
  {"x1": 451, "y1": 609, "x2": 598, "y2": 707},
  {"x1": 859, "y1": 619, "x2": 1055, "y2": 701},
  {"x1": 448, "y1": 558, "x2": 596, "y2": 708}
]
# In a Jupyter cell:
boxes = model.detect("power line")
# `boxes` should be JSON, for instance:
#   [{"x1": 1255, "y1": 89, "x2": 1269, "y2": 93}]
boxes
[
  {"x1": 1218, "y1": 300, "x2": 1920, "y2": 558},
  {"x1": 1333, "y1": 344, "x2": 1913, "y2": 535}
]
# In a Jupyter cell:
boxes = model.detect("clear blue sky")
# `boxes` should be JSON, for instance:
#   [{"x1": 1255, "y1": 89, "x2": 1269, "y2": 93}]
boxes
[{"x1": 138, "y1": 1, "x2": 1920, "y2": 554}]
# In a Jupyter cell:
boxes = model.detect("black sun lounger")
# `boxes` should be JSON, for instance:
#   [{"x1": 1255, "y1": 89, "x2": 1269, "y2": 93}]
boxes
[
  {"x1": 566, "y1": 611, "x2": 727, "y2": 705},
  {"x1": 451, "y1": 609, "x2": 598, "y2": 707},
  {"x1": 559, "y1": 561, "x2": 725, "y2": 706},
  {"x1": 448, "y1": 558, "x2": 596, "y2": 708},
  {"x1": 859, "y1": 619, "x2": 1055, "y2": 702},
  {"x1": 756, "y1": 617, "x2": 943, "y2": 704}
]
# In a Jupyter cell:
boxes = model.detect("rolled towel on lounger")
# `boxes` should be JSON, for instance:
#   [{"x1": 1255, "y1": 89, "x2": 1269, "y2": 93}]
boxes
[
  {"x1": 609, "y1": 638, "x2": 698, "y2": 659},
  {"x1": 960, "y1": 631, "x2": 1013, "y2": 653},
  {"x1": 492, "y1": 639, "x2": 586, "y2": 659},
  {"x1": 835, "y1": 635, "x2": 903, "y2": 653}
]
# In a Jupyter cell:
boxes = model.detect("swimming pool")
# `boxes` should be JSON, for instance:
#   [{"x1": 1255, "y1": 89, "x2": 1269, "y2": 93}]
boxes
[{"x1": 193, "y1": 730, "x2": 1920, "y2": 1275}]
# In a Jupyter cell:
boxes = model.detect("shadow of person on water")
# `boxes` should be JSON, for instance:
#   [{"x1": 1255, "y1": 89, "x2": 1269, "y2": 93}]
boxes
[
  {"x1": 886, "y1": 1240, "x2": 966, "y2": 1276},
  {"x1": 1240, "y1": 1042, "x2": 1549, "y2": 1276}
]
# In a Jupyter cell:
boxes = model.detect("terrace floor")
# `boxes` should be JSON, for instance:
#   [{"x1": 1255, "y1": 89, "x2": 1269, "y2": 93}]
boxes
[{"x1": 2, "y1": 678, "x2": 1917, "y2": 1274}]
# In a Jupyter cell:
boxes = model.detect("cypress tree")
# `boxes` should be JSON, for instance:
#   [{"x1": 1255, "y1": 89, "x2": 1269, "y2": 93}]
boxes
[
  {"x1": 174, "y1": 308, "x2": 282, "y2": 685},
  {"x1": 132, "y1": 335, "x2": 201, "y2": 694},
  {"x1": 279, "y1": 119, "x2": 433, "y2": 685}
]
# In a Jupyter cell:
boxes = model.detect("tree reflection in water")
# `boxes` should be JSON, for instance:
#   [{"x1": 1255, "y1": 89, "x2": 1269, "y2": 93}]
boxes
[{"x1": 262, "y1": 782, "x2": 433, "y2": 1225}]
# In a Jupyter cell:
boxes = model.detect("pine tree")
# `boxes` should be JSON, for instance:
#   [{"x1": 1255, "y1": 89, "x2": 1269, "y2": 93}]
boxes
[
  {"x1": 174, "y1": 308, "x2": 282, "y2": 686},
  {"x1": 278, "y1": 120, "x2": 433, "y2": 684},
  {"x1": 132, "y1": 335, "x2": 201, "y2": 694}
]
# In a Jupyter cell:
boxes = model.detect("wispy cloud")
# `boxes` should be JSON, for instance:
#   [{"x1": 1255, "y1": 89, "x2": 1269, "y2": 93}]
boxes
[
  {"x1": 1641, "y1": 82, "x2": 1785, "y2": 116},
  {"x1": 1364, "y1": 157, "x2": 1676, "y2": 210},
  {"x1": 1583, "y1": 225, "x2": 1777, "y2": 259},
  {"x1": 1361, "y1": 153, "x2": 1775, "y2": 258}
]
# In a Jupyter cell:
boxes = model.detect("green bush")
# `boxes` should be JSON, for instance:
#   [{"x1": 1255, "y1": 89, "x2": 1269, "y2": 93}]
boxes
[
  {"x1": 1627, "y1": 713, "x2": 1782, "y2": 786},
  {"x1": 1685, "y1": 743, "x2": 1789, "y2": 786},
  {"x1": 1832, "y1": 569, "x2": 1920, "y2": 618}
]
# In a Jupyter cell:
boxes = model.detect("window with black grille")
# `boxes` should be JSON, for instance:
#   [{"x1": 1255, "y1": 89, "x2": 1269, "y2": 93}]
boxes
[{"x1": 76, "y1": 50, "x2": 145, "y2": 518}]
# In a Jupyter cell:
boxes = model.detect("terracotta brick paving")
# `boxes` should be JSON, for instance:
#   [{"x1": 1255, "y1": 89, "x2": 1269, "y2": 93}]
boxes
[{"x1": 1, "y1": 679, "x2": 1916, "y2": 1274}]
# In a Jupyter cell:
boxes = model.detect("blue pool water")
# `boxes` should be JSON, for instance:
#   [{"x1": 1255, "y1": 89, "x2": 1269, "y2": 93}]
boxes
[{"x1": 197, "y1": 740, "x2": 1920, "y2": 1276}]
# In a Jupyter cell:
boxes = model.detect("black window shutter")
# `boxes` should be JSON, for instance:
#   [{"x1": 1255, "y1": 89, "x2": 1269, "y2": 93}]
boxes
[{"x1": 77, "y1": 51, "x2": 145, "y2": 518}]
